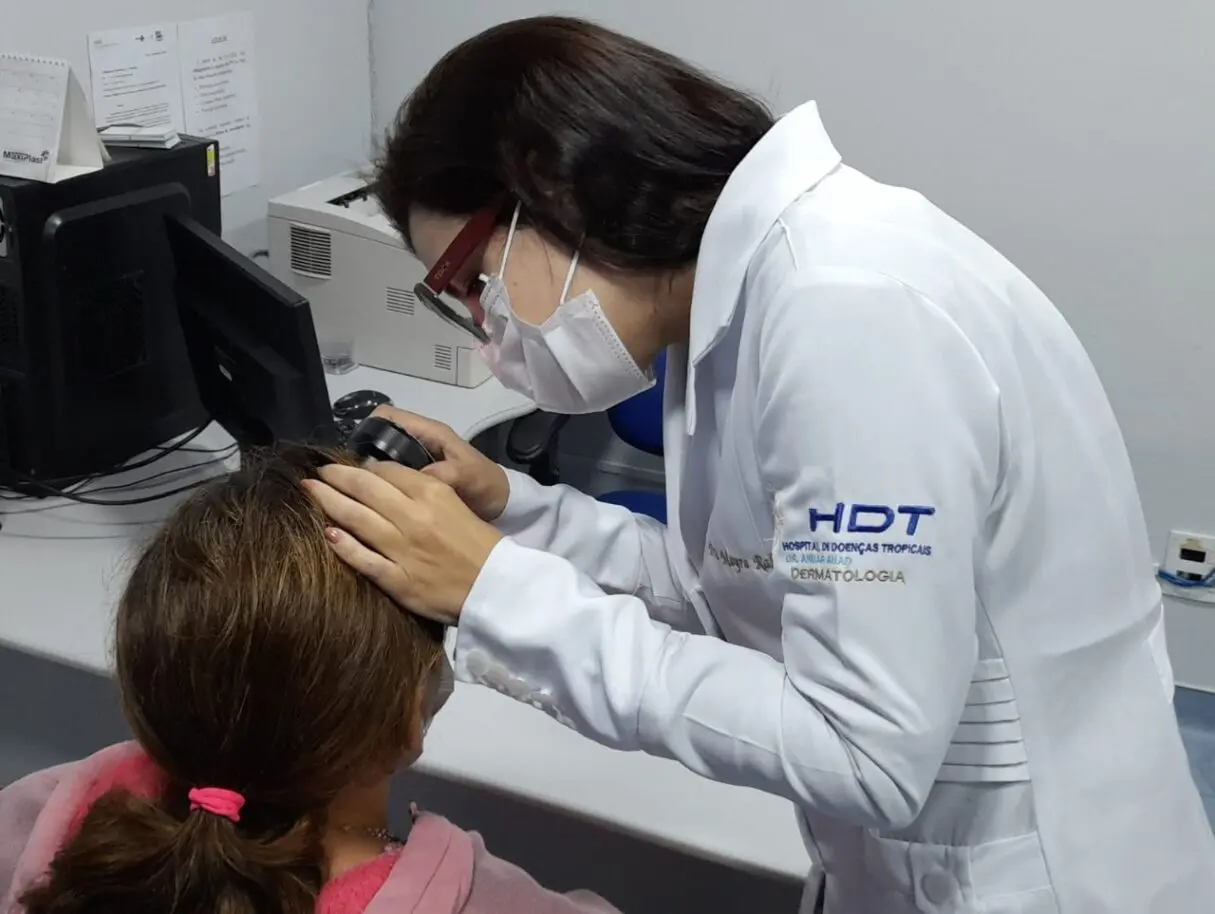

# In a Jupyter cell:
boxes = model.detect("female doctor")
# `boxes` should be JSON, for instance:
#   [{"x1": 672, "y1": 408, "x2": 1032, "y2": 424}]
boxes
[{"x1": 305, "y1": 16, "x2": 1215, "y2": 914}]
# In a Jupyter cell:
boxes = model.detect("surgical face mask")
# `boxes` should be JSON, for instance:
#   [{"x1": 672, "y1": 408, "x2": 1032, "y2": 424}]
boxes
[
  {"x1": 477, "y1": 205, "x2": 654, "y2": 415},
  {"x1": 421, "y1": 653, "x2": 455, "y2": 737}
]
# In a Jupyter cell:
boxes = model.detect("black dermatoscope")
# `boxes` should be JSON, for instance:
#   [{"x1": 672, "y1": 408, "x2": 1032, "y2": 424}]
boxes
[
  {"x1": 346, "y1": 415, "x2": 435, "y2": 470},
  {"x1": 332, "y1": 391, "x2": 436, "y2": 471}
]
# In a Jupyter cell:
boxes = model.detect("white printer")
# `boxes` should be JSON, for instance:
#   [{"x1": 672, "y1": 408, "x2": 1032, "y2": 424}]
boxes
[{"x1": 267, "y1": 172, "x2": 490, "y2": 387}]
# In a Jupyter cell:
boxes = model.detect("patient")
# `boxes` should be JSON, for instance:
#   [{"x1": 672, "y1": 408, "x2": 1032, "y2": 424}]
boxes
[{"x1": 0, "y1": 446, "x2": 619, "y2": 914}]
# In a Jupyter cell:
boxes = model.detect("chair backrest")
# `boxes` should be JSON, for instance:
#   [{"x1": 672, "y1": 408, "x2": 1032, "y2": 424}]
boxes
[{"x1": 606, "y1": 349, "x2": 666, "y2": 457}]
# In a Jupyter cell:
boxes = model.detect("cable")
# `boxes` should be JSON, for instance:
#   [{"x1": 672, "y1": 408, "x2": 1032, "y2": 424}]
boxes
[
  {"x1": 157, "y1": 442, "x2": 234, "y2": 454},
  {"x1": 7, "y1": 473, "x2": 222, "y2": 507},
  {"x1": 0, "y1": 426, "x2": 236, "y2": 511},
  {"x1": 2, "y1": 447, "x2": 235, "y2": 507},
  {"x1": 0, "y1": 427, "x2": 238, "y2": 536},
  {"x1": 0, "y1": 424, "x2": 212, "y2": 498},
  {"x1": 96, "y1": 424, "x2": 211, "y2": 475},
  {"x1": 1157, "y1": 567, "x2": 1215, "y2": 590},
  {"x1": 83, "y1": 449, "x2": 237, "y2": 495},
  {"x1": 0, "y1": 458, "x2": 232, "y2": 513}
]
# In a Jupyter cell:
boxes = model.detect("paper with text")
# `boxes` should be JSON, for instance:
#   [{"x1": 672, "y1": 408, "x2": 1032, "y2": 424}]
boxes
[
  {"x1": 0, "y1": 55, "x2": 66, "y2": 180},
  {"x1": 179, "y1": 13, "x2": 260, "y2": 196},
  {"x1": 0, "y1": 54, "x2": 107, "y2": 183},
  {"x1": 87, "y1": 24, "x2": 186, "y2": 133}
]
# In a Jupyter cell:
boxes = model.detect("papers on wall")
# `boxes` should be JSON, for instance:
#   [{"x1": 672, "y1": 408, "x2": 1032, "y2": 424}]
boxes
[
  {"x1": 178, "y1": 13, "x2": 260, "y2": 196},
  {"x1": 80, "y1": 13, "x2": 261, "y2": 196},
  {"x1": 86, "y1": 24, "x2": 185, "y2": 133},
  {"x1": 0, "y1": 54, "x2": 108, "y2": 183}
]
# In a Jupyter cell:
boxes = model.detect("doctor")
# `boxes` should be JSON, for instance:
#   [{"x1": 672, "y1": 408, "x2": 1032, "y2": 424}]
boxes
[{"x1": 305, "y1": 16, "x2": 1215, "y2": 914}]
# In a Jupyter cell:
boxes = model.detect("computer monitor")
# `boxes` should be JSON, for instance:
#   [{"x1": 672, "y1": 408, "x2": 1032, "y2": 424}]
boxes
[
  {"x1": 0, "y1": 139, "x2": 218, "y2": 488},
  {"x1": 165, "y1": 214, "x2": 339, "y2": 450}
]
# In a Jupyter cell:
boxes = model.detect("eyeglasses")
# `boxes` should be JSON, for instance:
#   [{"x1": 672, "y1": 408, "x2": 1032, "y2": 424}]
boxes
[{"x1": 414, "y1": 197, "x2": 509, "y2": 344}]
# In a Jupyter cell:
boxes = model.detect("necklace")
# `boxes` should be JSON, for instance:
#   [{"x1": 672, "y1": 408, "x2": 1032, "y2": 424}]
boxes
[{"x1": 337, "y1": 825, "x2": 405, "y2": 846}]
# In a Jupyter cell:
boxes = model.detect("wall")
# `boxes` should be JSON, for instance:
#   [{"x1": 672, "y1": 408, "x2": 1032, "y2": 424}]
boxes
[
  {"x1": 370, "y1": 0, "x2": 1215, "y2": 690},
  {"x1": 1, "y1": 0, "x2": 374, "y2": 252}
]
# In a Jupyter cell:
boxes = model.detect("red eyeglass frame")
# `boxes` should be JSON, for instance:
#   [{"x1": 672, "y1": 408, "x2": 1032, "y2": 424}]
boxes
[{"x1": 414, "y1": 196, "x2": 510, "y2": 344}]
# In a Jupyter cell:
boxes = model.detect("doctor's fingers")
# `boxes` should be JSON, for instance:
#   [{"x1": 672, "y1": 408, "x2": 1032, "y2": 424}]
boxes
[
  {"x1": 315, "y1": 462, "x2": 430, "y2": 517},
  {"x1": 363, "y1": 461, "x2": 470, "y2": 529},
  {"x1": 321, "y1": 526, "x2": 425, "y2": 618},
  {"x1": 364, "y1": 459, "x2": 448, "y2": 503},
  {"x1": 302, "y1": 474, "x2": 421, "y2": 554}
]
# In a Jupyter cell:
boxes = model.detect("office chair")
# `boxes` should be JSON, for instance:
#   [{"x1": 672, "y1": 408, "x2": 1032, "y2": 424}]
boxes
[
  {"x1": 596, "y1": 350, "x2": 666, "y2": 523},
  {"x1": 505, "y1": 350, "x2": 667, "y2": 523}
]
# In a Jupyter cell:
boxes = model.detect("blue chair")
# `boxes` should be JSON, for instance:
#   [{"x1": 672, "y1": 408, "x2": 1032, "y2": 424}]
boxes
[
  {"x1": 596, "y1": 350, "x2": 666, "y2": 523},
  {"x1": 505, "y1": 351, "x2": 667, "y2": 523}
]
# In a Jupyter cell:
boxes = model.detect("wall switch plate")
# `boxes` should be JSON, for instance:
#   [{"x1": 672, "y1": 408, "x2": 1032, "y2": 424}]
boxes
[{"x1": 1160, "y1": 531, "x2": 1215, "y2": 605}]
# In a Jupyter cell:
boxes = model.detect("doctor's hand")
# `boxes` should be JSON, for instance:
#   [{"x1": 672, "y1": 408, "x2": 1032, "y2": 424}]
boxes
[
  {"x1": 302, "y1": 461, "x2": 504, "y2": 625},
  {"x1": 370, "y1": 406, "x2": 511, "y2": 521}
]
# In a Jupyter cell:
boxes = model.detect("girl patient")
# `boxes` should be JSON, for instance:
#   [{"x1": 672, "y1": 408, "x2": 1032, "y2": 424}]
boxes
[{"x1": 0, "y1": 446, "x2": 619, "y2": 914}]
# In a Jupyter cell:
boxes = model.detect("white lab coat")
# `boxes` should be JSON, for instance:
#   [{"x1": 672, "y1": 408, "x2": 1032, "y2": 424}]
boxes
[{"x1": 453, "y1": 101, "x2": 1215, "y2": 913}]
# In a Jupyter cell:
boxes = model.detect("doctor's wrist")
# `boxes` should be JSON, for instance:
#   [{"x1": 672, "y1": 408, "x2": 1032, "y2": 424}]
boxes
[{"x1": 482, "y1": 463, "x2": 510, "y2": 521}]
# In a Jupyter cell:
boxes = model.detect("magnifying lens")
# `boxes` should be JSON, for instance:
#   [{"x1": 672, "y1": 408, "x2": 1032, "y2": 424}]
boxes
[{"x1": 346, "y1": 416, "x2": 435, "y2": 470}]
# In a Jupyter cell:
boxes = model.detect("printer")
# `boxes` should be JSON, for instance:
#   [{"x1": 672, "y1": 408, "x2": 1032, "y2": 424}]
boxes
[{"x1": 267, "y1": 172, "x2": 490, "y2": 388}]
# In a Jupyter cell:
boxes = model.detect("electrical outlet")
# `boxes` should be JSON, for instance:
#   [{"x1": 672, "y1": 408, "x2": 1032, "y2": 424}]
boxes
[{"x1": 1159, "y1": 530, "x2": 1215, "y2": 605}]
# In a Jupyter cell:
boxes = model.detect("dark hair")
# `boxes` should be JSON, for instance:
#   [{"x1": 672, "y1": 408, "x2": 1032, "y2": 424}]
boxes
[
  {"x1": 375, "y1": 16, "x2": 774, "y2": 273},
  {"x1": 21, "y1": 446, "x2": 446, "y2": 914}
]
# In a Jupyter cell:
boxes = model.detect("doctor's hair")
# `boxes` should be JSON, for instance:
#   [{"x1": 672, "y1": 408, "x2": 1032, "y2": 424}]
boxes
[
  {"x1": 20, "y1": 445, "x2": 447, "y2": 914},
  {"x1": 374, "y1": 15, "x2": 774, "y2": 274}
]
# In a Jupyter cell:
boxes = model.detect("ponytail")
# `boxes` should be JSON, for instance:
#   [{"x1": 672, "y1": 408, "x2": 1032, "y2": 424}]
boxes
[
  {"x1": 20, "y1": 788, "x2": 325, "y2": 914},
  {"x1": 19, "y1": 444, "x2": 450, "y2": 912}
]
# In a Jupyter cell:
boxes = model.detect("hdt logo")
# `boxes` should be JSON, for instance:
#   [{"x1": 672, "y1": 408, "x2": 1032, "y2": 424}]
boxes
[{"x1": 809, "y1": 503, "x2": 935, "y2": 536}]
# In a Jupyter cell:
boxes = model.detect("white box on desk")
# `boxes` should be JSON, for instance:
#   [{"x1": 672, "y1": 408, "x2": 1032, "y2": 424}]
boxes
[{"x1": 267, "y1": 172, "x2": 490, "y2": 388}]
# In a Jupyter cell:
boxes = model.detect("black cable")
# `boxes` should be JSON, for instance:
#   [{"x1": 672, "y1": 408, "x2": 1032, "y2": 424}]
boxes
[
  {"x1": 83, "y1": 449, "x2": 237, "y2": 495},
  {"x1": 8, "y1": 473, "x2": 222, "y2": 507},
  {"x1": 5, "y1": 424, "x2": 212, "y2": 494},
  {"x1": 0, "y1": 423, "x2": 226, "y2": 505},
  {"x1": 157, "y1": 443, "x2": 233, "y2": 454},
  {"x1": 97, "y1": 424, "x2": 211, "y2": 475}
]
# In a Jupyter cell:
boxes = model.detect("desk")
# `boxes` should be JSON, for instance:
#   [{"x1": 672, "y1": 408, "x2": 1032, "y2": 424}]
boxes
[{"x1": 0, "y1": 368, "x2": 810, "y2": 882}]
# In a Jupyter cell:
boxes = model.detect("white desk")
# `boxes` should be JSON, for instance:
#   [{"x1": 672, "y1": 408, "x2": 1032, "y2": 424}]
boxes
[{"x1": 0, "y1": 367, "x2": 810, "y2": 882}]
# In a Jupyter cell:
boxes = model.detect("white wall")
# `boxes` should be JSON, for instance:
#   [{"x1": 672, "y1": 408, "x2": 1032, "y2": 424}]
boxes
[
  {"x1": 2, "y1": 0, "x2": 373, "y2": 252},
  {"x1": 370, "y1": 1, "x2": 1215, "y2": 690}
]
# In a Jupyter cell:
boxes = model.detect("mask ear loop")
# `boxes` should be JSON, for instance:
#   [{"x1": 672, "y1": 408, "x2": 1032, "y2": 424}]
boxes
[
  {"x1": 559, "y1": 249, "x2": 581, "y2": 305},
  {"x1": 497, "y1": 203, "x2": 522, "y2": 281}
]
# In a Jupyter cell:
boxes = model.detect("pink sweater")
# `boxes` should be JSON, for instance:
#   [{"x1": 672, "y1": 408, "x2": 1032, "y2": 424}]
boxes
[{"x1": 0, "y1": 743, "x2": 619, "y2": 914}]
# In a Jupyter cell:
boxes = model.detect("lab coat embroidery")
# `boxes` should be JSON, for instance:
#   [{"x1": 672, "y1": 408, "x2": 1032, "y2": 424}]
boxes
[
  {"x1": 807, "y1": 502, "x2": 936, "y2": 536},
  {"x1": 777, "y1": 500, "x2": 937, "y2": 581},
  {"x1": 789, "y1": 566, "x2": 907, "y2": 584},
  {"x1": 706, "y1": 542, "x2": 772, "y2": 574}
]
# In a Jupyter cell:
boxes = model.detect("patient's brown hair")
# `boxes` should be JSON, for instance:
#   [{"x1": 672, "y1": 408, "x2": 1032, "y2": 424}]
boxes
[{"x1": 21, "y1": 445, "x2": 446, "y2": 914}]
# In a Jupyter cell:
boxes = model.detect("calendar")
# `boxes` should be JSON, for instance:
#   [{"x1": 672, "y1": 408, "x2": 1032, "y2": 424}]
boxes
[{"x1": 0, "y1": 53, "x2": 108, "y2": 182}]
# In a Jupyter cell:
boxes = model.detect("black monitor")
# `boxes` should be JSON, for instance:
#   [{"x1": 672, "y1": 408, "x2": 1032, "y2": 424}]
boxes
[
  {"x1": 0, "y1": 139, "x2": 218, "y2": 488},
  {"x1": 165, "y1": 214, "x2": 339, "y2": 450}
]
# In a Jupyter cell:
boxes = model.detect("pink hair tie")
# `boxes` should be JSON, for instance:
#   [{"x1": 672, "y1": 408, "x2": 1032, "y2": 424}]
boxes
[{"x1": 188, "y1": 787, "x2": 245, "y2": 823}]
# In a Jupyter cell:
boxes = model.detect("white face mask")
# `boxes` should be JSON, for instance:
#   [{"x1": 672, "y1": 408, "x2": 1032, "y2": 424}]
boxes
[
  {"x1": 420, "y1": 653, "x2": 455, "y2": 738},
  {"x1": 477, "y1": 205, "x2": 654, "y2": 415}
]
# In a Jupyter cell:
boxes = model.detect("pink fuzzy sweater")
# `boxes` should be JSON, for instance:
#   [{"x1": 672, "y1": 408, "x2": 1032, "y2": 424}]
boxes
[{"x1": 0, "y1": 743, "x2": 619, "y2": 914}]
